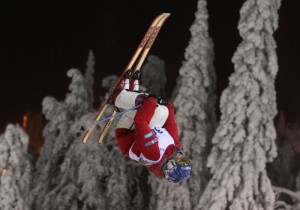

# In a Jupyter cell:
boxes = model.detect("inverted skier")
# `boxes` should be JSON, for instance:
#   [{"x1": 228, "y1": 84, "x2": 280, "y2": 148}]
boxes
[{"x1": 113, "y1": 80, "x2": 191, "y2": 183}]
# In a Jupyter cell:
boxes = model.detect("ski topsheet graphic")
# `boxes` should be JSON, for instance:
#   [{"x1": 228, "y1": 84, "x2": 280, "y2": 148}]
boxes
[{"x1": 82, "y1": 13, "x2": 171, "y2": 143}]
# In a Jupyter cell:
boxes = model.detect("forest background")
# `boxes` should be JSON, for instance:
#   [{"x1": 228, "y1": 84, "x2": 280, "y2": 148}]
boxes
[{"x1": 1, "y1": 0, "x2": 300, "y2": 210}]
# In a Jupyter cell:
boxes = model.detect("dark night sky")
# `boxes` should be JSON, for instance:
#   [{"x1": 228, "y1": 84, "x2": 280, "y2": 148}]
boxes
[{"x1": 0, "y1": 1, "x2": 299, "y2": 130}]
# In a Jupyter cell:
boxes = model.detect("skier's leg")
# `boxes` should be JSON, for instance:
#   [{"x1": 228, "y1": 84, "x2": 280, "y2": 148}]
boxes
[
  {"x1": 116, "y1": 110, "x2": 137, "y2": 130},
  {"x1": 115, "y1": 90, "x2": 146, "y2": 110}
]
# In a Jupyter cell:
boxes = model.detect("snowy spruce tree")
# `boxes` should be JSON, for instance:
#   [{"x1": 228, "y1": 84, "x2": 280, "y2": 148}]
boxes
[
  {"x1": 31, "y1": 50, "x2": 144, "y2": 209},
  {"x1": 198, "y1": 0, "x2": 281, "y2": 209},
  {"x1": 149, "y1": 0, "x2": 217, "y2": 209},
  {"x1": 29, "y1": 68, "x2": 92, "y2": 209},
  {"x1": 272, "y1": 185, "x2": 300, "y2": 209},
  {"x1": 85, "y1": 50, "x2": 95, "y2": 110},
  {"x1": 29, "y1": 50, "x2": 95, "y2": 210},
  {"x1": 69, "y1": 74, "x2": 143, "y2": 210},
  {"x1": 141, "y1": 55, "x2": 167, "y2": 97},
  {"x1": 0, "y1": 124, "x2": 32, "y2": 210},
  {"x1": 269, "y1": 114, "x2": 300, "y2": 209}
]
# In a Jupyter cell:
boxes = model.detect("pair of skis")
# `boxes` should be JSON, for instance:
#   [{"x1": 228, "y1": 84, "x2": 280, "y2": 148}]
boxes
[{"x1": 82, "y1": 13, "x2": 171, "y2": 144}]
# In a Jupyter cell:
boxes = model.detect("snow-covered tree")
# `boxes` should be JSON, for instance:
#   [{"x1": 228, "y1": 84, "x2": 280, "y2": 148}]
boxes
[
  {"x1": 149, "y1": 0, "x2": 217, "y2": 209},
  {"x1": 102, "y1": 75, "x2": 118, "y2": 90},
  {"x1": 31, "y1": 65, "x2": 145, "y2": 209},
  {"x1": 30, "y1": 68, "x2": 91, "y2": 209},
  {"x1": 34, "y1": 114, "x2": 133, "y2": 210},
  {"x1": 0, "y1": 124, "x2": 32, "y2": 210},
  {"x1": 199, "y1": 0, "x2": 281, "y2": 209},
  {"x1": 272, "y1": 186, "x2": 300, "y2": 210},
  {"x1": 85, "y1": 49, "x2": 95, "y2": 110},
  {"x1": 141, "y1": 55, "x2": 167, "y2": 96},
  {"x1": 100, "y1": 75, "x2": 145, "y2": 210},
  {"x1": 269, "y1": 112, "x2": 300, "y2": 209}
]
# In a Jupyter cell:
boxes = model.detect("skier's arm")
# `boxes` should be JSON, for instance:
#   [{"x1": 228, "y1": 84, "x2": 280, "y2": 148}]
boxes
[
  {"x1": 115, "y1": 128, "x2": 135, "y2": 157},
  {"x1": 134, "y1": 97, "x2": 161, "y2": 161},
  {"x1": 147, "y1": 144, "x2": 179, "y2": 179},
  {"x1": 135, "y1": 97, "x2": 157, "y2": 123},
  {"x1": 148, "y1": 165, "x2": 164, "y2": 178},
  {"x1": 163, "y1": 102, "x2": 181, "y2": 148}
]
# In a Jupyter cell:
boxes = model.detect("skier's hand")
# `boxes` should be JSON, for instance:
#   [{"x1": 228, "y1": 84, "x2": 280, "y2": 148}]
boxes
[
  {"x1": 156, "y1": 96, "x2": 168, "y2": 106},
  {"x1": 147, "y1": 94, "x2": 168, "y2": 106}
]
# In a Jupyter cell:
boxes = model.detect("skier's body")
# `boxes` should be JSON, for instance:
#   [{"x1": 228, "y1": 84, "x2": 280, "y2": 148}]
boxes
[{"x1": 114, "y1": 83, "x2": 191, "y2": 183}]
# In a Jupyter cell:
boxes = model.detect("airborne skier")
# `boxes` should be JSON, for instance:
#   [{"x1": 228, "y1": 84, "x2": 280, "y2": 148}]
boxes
[
  {"x1": 82, "y1": 13, "x2": 170, "y2": 143},
  {"x1": 113, "y1": 81, "x2": 191, "y2": 183},
  {"x1": 82, "y1": 13, "x2": 191, "y2": 182}
]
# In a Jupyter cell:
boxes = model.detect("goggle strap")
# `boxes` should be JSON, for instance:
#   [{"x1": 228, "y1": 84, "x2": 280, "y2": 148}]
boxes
[{"x1": 169, "y1": 147, "x2": 182, "y2": 160}]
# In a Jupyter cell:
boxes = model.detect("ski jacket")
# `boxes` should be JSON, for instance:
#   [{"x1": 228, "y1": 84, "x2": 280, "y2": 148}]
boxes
[{"x1": 115, "y1": 97, "x2": 181, "y2": 178}]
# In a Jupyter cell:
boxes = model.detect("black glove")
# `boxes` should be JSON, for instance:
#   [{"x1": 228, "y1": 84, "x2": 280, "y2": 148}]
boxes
[{"x1": 147, "y1": 94, "x2": 168, "y2": 106}]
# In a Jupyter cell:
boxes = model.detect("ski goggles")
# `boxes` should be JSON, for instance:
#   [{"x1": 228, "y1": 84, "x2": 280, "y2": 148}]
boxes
[
  {"x1": 176, "y1": 157, "x2": 190, "y2": 167},
  {"x1": 163, "y1": 157, "x2": 191, "y2": 172}
]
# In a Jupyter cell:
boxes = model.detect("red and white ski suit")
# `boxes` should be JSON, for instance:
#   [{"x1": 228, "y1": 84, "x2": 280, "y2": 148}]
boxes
[{"x1": 115, "y1": 97, "x2": 181, "y2": 178}]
